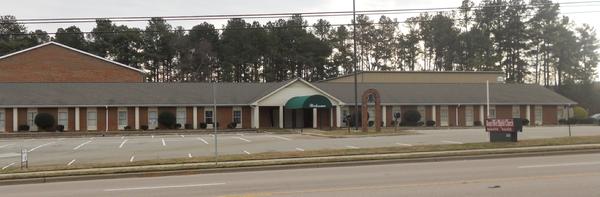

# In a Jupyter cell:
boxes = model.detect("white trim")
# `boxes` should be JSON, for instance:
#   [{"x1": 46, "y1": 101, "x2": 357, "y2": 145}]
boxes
[
  {"x1": 0, "y1": 42, "x2": 145, "y2": 73},
  {"x1": 252, "y1": 106, "x2": 259, "y2": 129},
  {"x1": 335, "y1": 106, "x2": 341, "y2": 128},
  {"x1": 251, "y1": 78, "x2": 344, "y2": 106},
  {"x1": 204, "y1": 107, "x2": 214, "y2": 129},
  {"x1": 134, "y1": 107, "x2": 140, "y2": 130},
  {"x1": 27, "y1": 108, "x2": 38, "y2": 131},
  {"x1": 148, "y1": 107, "x2": 158, "y2": 130},
  {"x1": 176, "y1": 107, "x2": 186, "y2": 129},
  {"x1": 526, "y1": 105, "x2": 531, "y2": 125},
  {"x1": 479, "y1": 105, "x2": 484, "y2": 122},
  {"x1": 117, "y1": 107, "x2": 128, "y2": 130},
  {"x1": 465, "y1": 105, "x2": 474, "y2": 126},
  {"x1": 432, "y1": 106, "x2": 436, "y2": 123},
  {"x1": 382, "y1": 106, "x2": 387, "y2": 127},
  {"x1": 75, "y1": 107, "x2": 80, "y2": 131},
  {"x1": 312, "y1": 108, "x2": 317, "y2": 129},
  {"x1": 87, "y1": 107, "x2": 98, "y2": 131},
  {"x1": 13, "y1": 108, "x2": 18, "y2": 132},
  {"x1": 58, "y1": 108, "x2": 69, "y2": 131},
  {"x1": 233, "y1": 107, "x2": 243, "y2": 128},
  {"x1": 0, "y1": 108, "x2": 5, "y2": 132},
  {"x1": 193, "y1": 107, "x2": 198, "y2": 129},
  {"x1": 278, "y1": 106, "x2": 284, "y2": 129}
]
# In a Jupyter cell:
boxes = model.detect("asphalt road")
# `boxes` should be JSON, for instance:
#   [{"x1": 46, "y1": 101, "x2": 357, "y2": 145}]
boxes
[
  {"x1": 0, "y1": 126, "x2": 598, "y2": 169},
  {"x1": 2, "y1": 152, "x2": 600, "y2": 196}
]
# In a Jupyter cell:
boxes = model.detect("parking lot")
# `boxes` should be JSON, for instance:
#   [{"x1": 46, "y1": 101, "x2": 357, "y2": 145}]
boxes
[{"x1": 0, "y1": 126, "x2": 598, "y2": 170}]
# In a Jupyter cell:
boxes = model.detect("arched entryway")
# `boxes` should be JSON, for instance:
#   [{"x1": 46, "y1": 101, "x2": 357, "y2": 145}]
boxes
[{"x1": 284, "y1": 95, "x2": 333, "y2": 129}]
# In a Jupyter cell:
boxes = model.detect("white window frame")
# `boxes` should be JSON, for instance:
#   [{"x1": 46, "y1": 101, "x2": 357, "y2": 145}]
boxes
[
  {"x1": 465, "y1": 106, "x2": 474, "y2": 126},
  {"x1": 27, "y1": 108, "x2": 38, "y2": 131},
  {"x1": 489, "y1": 105, "x2": 496, "y2": 119},
  {"x1": 512, "y1": 105, "x2": 521, "y2": 118},
  {"x1": 440, "y1": 106, "x2": 449, "y2": 127},
  {"x1": 392, "y1": 106, "x2": 402, "y2": 125},
  {"x1": 58, "y1": 108, "x2": 69, "y2": 131},
  {"x1": 535, "y1": 105, "x2": 543, "y2": 125},
  {"x1": 341, "y1": 106, "x2": 350, "y2": 127},
  {"x1": 118, "y1": 108, "x2": 128, "y2": 130},
  {"x1": 417, "y1": 106, "x2": 426, "y2": 123},
  {"x1": 87, "y1": 108, "x2": 97, "y2": 131},
  {"x1": 232, "y1": 107, "x2": 242, "y2": 128},
  {"x1": 148, "y1": 108, "x2": 158, "y2": 130},
  {"x1": 205, "y1": 108, "x2": 214, "y2": 128},
  {"x1": 176, "y1": 107, "x2": 186, "y2": 129},
  {"x1": 0, "y1": 109, "x2": 5, "y2": 132}
]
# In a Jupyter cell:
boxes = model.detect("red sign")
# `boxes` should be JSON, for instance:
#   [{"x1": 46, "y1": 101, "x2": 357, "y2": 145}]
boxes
[{"x1": 485, "y1": 119, "x2": 515, "y2": 132}]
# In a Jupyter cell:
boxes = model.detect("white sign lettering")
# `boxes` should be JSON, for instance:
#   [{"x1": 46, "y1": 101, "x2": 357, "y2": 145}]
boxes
[{"x1": 309, "y1": 104, "x2": 327, "y2": 108}]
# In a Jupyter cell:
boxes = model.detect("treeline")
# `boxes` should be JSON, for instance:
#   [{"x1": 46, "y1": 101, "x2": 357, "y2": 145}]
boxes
[{"x1": 0, "y1": 0, "x2": 598, "y2": 85}]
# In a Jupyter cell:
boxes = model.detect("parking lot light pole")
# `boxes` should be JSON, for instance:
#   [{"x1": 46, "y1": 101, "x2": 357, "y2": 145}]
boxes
[{"x1": 212, "y1": 72, "x2": 218, "y2": 165}]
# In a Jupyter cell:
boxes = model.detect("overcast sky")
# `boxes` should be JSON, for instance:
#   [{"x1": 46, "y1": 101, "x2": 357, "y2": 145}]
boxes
[{"x1": 2, "y1": 0, "x2": 599, "y2": 80}]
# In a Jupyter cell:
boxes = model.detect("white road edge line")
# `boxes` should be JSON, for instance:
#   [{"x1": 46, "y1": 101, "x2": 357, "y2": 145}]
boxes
[
  {"x1": 162, "y1": 138, "x2": 166, "y2": 146},
  {"x1": 243, "y1": 150, "x2": 251, "y2": 155},
  {"x1": 197, "y1": 137, "x2": 209, "y2": 144},
  {"x1": 118, "y1": 139, "x2": 128, "y2": 149},
  {"x1": 103, "y1": 183, "x2": 226, "y2": 192},
  {"x1": 29, "y1": 142, "x2": 56, "y2": 152},
  {"x1": 296, "y1": 148, "x2": 305, "y2": 151},
  {"x1": 0, "y1": 144, "x2": 14, "y2": 149},
  {"x1": 129, "y1": 156, "x2": 135, "y2": 162},
  {"x1": 67, "y1": 159, "x2": 76, "y2": 166},
  {"x1": 2, "y1": 162, "x2": 15, "y2": 170},
  {"x1": 234, "y1": 137, "x2": 251, "y2": 142},
  {"x1": 346, "y1": 146, "x2": 359, "y2": 149},
  {"x1": 441, "y1": 140, "x2": 464, "y2": 144},
  {"x1": 73, "y1": 141, "x2": 92, "y2": 150},
  {"x1": 270, "y1": 135, "x2": 292, "y2": 141},
  {"x1": 396, "y1": 143, "x2": 413, "y2": 147},
  {"x1": 518, "y1": 161, "x2": 600, "y2": 169}
]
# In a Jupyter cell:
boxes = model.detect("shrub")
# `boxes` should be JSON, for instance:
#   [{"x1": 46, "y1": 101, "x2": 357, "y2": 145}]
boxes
[
  {"x1": 474, "y1": 120, "x2": 482, "y2": 126},
  {"x1": 124, "y1": 125, "x2": 132, "y2": 130},
  {"x1": 402, "y1": 110, "x2": 421, "y2": 124},
  {"x1": 426, "y1": 120, "x2": 435, "y2": 127},
  {"x1": 346, "y1": 112, "x2": 365, "y2": 127},
  {"x1": 559, "y1": 119, "x2": 568, "y2": 125},
  {"x1": 576, "y1": 118, "x2": 595, "y2": 124},
  {"x1": 368, "y1": 121, "x2": 375, "y2": 127},
  {"x1": 158, "y1": 111, "x2": 176, "y2": 129},
  {"x1": 140, "y1": 125, "x2": 149, "y2": 131},
  {"x1": 521, "y1": 119, "x2": 530, "y2": 126},
  {"x1": 34, "y1": 113, "x2": 55, "y2": 131},
  {"x1": 417, "y1": 121, "x2": 425, "y2": 126},
  {"x1": 56, "y1": 125, "x2": 65, "y2": 132},
  {"x1": 573, "y1": 106, "x2": 589, "y2": 120},
  {"x1": 199, "y1": 122, "x2": 207, "y2": 129},
  {"x1": 175, "y1": 123, "x2": 182, "y2": 129},
  {"x1": 18, "y1": 125, "x2": 30, "y2": 131},
  {"x1": 227, "y1": 122, "x2": 237, "y2": 129},
  {"x1": 185, "y1": 123, "x2": 193, "y2": 129}
]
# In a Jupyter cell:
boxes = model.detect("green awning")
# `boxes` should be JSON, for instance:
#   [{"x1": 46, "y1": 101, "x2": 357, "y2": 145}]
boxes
[{"x1": 285, "y1": 95, "x2": 332, "y2": 109}]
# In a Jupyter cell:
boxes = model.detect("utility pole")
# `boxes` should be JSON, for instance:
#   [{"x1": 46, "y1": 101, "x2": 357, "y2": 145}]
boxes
[
  {"x1": 212, "y1": 68, "x2": 218, "y2": 165},
  {"x1": 352, "y1": 0, "x2": 359, "y2": 130}
]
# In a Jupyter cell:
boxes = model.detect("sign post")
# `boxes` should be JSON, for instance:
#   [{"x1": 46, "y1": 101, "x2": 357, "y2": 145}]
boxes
[
  {"x1": 485, "y1": 118, "x2": 523, "y2": 142},
  {"x1": 20, "y1": 148, "x2": 28, "y2": 169}
]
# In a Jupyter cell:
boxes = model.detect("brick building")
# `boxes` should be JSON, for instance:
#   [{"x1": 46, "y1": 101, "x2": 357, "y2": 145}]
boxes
[{"x1": 0, "y1": 42, "x2": 576, "y2": 132}]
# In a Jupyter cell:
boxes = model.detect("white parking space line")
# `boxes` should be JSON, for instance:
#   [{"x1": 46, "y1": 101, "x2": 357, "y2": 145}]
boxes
[
  {"x1": 234, "y1": 137, "x2": 251, "y2": 142},
  {"x1": 129, "y1": 156, "x2": 135, "y2": 162},
  {"x1": 243, "y1": 150, "x2": 251, "y2": 155},
  {"x1": 518, "y1": 161, "x2": 600, "y2": 169},
  {"x1": 2, "y1": 162, "x2": 15, "y2": 170},
  {"x1": 296, "y1": 148, "x2": 305, "y2": 151},
  {"x1": 188, "y1": 153, "x2": 192, "y2": 158},
  {"x1": 121, "y1": 136, "x2": 125, "y2": 139},
  {"x1": 346, "y1": 146, "x2": 359, "y2": 149},
  {"x1": 67, "y1": 159, "x2": 76, "y2": 166},
  {"x1": 90, "y1": 137, "x2": 95, "y2": 140},
  {"x1": 103, "y1": 183, "x2": 226, "y2": 192},
  {"x1": 161, "y1": 138, "x2": 166, "y2": 146},
  {"x1": 237, "y1": 133, "x2": 245, "y2": 136},
  {"x1": 396, "y1": 143, "x2": 413, "y2": 147},
  {"x1": 73, "y1": 141, "x2": 92, "y2": 150},
  {"x1": 29, "y1": 142, "x2": 56, "y2": 152},
  {"x1": 0, "y1": 144, "x2": 14, "y2": 149},
  {"x1": 118, "y1": 139, "x2": 128, "y2": 149},
  {"x1": 151, "y1": 135, "x2": 155, "y2": 139},
  {"x1": 441, "y1": 140, "x2": 464, "y2": 144},
  {"x1": 180, "y1": 135, "x2": 185, "y2": 138},
  {"x1": 270, "y1": 135, "x2": 292, "y2": 141},
  {"x1": 197, "y1": 137, "x2": 209, "y2": 145}
]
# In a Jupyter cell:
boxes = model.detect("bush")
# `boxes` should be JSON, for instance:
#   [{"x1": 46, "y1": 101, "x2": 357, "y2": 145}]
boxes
[
  {"x1": 474, "y1": 120, "x2": 482, "y2": 126},
  {"x1": 227, "y1": 122, "x2": 237, "y2": 129},
  {"x1": 368, "y1": 121, "x2": 375, "y2": 127},
  {"x1": 559, "y1": 119, "x2": 568, "y2": 125},
  {"x1": 56, "y1": 125, "x2": 65, "y2": 132},
  {"x1": 34, "y1": 113, "x2": 55, "y2": 131},
  {"x1": 124, "y1": 125, "x2": 132, "y2": 130},
  {"x1": 521, "y1": 119, "x2": 530, "y2": 126},
  {"x1": 573, "y1": 106, "x2": 589, "y2": 119},
  {"x1": 402, "y1": 110, "x2": 421, "y2": 125},
  {"x1": 576, "y1": 118, "x2": 595, "y2": 124},
  {"x1": 140, "y1": 125, "x2": 149, "y2": 131},
  {"x1": 426, "y1": 120, "x2": 435, "y2": 127},
  {"x1": 417, "y1": 121, "x2": 425, "y2": 126},
  {"x1": 199, "y1": 122, "x2": 207, "y2": 129},
  {"x1": 18, "y1": 125, "x2": 30, "y2": 131},
  {"x1": 175, "y1": 123, "x2": 182, "y2": 129},
  {"x1": 158, "y1": 111, "x2": 176, "y2": 129},
  {"x1": 346, "y1": 112, "x2": 366, "y2": 127},
  {"x1": 185, "y1": 123, "x2": 193, "y2": 129}
]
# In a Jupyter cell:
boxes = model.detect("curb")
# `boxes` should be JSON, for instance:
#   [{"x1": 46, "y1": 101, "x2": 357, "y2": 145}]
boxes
[
  {"x1": 0, "y1": 129, "x2": 259, "y2": 139},
  {"x1": 1, "y1": 144, "x2": 600, "y2": 185}
]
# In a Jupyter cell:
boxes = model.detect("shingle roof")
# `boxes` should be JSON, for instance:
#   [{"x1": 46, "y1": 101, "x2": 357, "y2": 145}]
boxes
[
  {"x1": 314, "y1": 83, "x2": 576, "y2": 105},
  {"x1": 0, "y1": 82, "x2": 575, "y2": 107}
]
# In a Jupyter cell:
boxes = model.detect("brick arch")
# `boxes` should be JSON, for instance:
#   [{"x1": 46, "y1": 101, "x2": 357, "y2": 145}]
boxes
[{"x1": 361, "y1": 89, "x2": 381, "y2": 132}]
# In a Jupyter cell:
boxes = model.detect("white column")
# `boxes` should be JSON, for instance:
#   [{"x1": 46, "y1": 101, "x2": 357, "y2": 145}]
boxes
[
  {"x1": 313, "y1": 108, "x2": 317, "y2": 129},
  {"x1": 382, "y1": 106, "x2": 387, "y2": 128},
  {"x1": 526, "y1": 105, "x2": 531, "y2": 125},
  {"x1": 134, "y1": 107, "x2": 140, "y2": 130},
  {"x1": 455, "y1": 105, "x2": 459, "y2": 126},
  {"x1": 75, "y1": 107, "x2": 80, "y2": 131},
  {"x1": 480, "y1": 105, "x2": 485, "y2": 121},
  {"x1": 336, "y1": 106, "x2": 342, "y2": 128},
  {"x1": 193, "y1": 107, "x2": 198, "y2": 129},
  {"x1": 279, "y1": 106, "x2": 284, "y2": 128},
  {"x1": 105, "y1": 106, "x2": 109, "y2": 132},
  {"x1": 431, "y1": 106, "x2": 436, "y2": 122},
  {"x1": 252, "y1": 106, "x2": 260, "y2": 129},
  {"x1": 12, "y1": 108, "x2": 18, "y2": 132}
]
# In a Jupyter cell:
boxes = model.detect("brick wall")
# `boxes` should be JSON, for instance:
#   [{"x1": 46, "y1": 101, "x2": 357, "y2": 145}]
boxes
[{"x1": 0, "y1": 44, "x2": 143, "y2": 82}]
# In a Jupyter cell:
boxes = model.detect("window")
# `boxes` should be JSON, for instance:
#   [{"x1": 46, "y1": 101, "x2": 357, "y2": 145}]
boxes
[
  {"x1": 466, "y1": 106, "x2": 474, "y2": 126},
  {"x1": 512, "y1": 105, "x2": 520, "y2": 118},
  {"x1": 118, "y1": 108, "x2": 127, "y2": 130},
  {"x1": 341, "y1": 107, "x2": 350, "y2": 127},
  {"x1": 440, "y1": 106, "x2": 449, "y2": 126},
  {"x1": 489, "y1": 106, "x2": 496, "y2": 119},
  {"x1": 535, "y1": 105, "x2": 543, "y2": 125},
  {"x1": 233, "y1": 107, "x2": 242, "y2": 128},
  {"x1": 58, "y1": 109, "x2": 68, "y2": 130},
  {"x1": 0, "y1": 109, "x2": 5, "y2": 132},
  {"x1": 205, "y1": 108, "x2": 214, "y2": 124},
  {"x1": 176, "y1": 107, "x2": 186, "y2": 128},
  {"x1": 27, "y1": 109, "x2": 38, "y2": 131},
  {"x1": 417, "y1": 106, "x2": 426, "y2": 122},
  {"x1": 87, "y1": 108, "x2": 97, "y2": 131},
  {"x1": 148, "y1": 108, "x2": 158, "y2": 129},
  {"x1": 392, "y1": 106, "x2": 402, "y2": 125}
]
